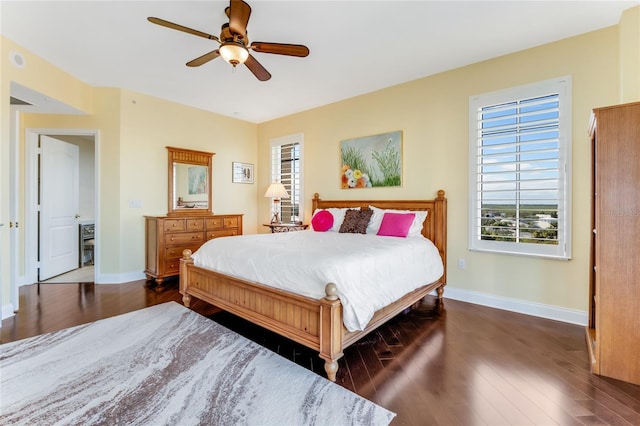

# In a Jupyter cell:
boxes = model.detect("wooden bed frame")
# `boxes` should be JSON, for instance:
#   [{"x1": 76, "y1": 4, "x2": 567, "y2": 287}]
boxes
[{"x1": 180, "y1": 190, "x2": 447, "y2": 381}]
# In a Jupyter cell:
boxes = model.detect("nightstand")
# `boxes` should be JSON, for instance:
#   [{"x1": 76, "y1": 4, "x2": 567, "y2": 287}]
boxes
[{"x1": 263, "y1": 223, "x2": 309, "y2": 233}]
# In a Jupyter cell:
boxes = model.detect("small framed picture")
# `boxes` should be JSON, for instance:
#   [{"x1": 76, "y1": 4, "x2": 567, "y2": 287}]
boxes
[{"x1": 232, "y1": 162, "x2": 254, "y2": 184}]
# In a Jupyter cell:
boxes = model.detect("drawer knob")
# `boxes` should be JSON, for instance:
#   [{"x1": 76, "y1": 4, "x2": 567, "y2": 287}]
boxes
[
  {"x1": 170, "y1": 236, "x2": 175, "y2": 241},
  {"x1": 172, "y1": 223, "x2": 177, "y2": 227}
]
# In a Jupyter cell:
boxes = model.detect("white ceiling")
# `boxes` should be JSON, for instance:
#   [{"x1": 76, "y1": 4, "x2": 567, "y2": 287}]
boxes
[{"x1": 2, "y1": 0, "x2": 638, "y2": 123}]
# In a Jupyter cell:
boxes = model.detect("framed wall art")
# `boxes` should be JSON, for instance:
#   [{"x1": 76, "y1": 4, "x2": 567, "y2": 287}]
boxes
[
  {"x1": 340, "y1": 130, "x2": 402, "y2": 189},
  {"x1": 232, "y1": 162, "x2": 254, "y2": 184},
  {"x1": 188, "y1": 166, "x2": 207, "y2": 194}
]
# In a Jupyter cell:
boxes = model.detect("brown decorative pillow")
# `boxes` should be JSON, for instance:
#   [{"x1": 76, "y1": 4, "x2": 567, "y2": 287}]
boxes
[{"x1": 339, "y1": 209, "x2": 373, "y2": 234}]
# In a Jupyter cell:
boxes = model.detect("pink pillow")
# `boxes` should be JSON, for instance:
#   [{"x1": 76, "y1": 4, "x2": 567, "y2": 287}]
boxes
[
  {"x1": 377, "y1": 212, "x2": 415, "y2": 237},
  {"x1": 311, "y1": 210, "x2": 334, "y2": 232}
]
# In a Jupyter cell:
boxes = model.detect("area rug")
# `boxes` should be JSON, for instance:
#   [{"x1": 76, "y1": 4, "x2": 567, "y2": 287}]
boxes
[{"x1": 0, "y1": 302, "x2": 395, "y2": 425}]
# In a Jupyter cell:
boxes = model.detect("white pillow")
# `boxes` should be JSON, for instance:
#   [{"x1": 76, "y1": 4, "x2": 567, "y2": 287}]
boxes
[
  {"x1": 312, "y1": 207, "x2": 360, "y2": 232},
  {"x1": 366, "y1": 205, "x2": 427, "y2": 237}
]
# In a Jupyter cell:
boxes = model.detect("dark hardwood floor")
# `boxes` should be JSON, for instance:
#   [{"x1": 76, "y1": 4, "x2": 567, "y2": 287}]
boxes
[{"x1": 3, "y1": 280, "x2": 640, "y2": 425}]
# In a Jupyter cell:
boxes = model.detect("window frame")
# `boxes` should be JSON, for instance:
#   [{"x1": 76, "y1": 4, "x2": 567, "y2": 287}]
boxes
[
  {"x1": 468, "y1": 76, "x2": 572, "y2": 260},
  {"x1": 269, "y1": 133, "x2": 304, "y2": 223}
]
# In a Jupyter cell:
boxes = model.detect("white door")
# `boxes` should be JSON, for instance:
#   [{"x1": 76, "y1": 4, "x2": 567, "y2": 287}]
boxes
[{"x1": 40, "y1": 135, "x2": 80, "y2": 280}]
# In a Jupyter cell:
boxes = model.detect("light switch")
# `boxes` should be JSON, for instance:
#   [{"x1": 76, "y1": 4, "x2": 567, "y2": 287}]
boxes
[{"x1": 129, "y1": 199, "x2": 143, "y2": 208}]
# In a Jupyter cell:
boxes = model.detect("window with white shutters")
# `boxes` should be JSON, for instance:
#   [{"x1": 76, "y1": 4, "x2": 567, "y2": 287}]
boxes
[
  {"x1": 468, "y1": 77, "x2": 571, "y2": 259},
  {"x1": 270, "y1": 133, "x2": 303, "y2": 223}
]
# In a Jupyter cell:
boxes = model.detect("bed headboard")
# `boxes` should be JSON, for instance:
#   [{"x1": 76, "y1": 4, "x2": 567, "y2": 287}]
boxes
[{"x1": 312, "y1": 189, "x2": 447, "y2": 284}]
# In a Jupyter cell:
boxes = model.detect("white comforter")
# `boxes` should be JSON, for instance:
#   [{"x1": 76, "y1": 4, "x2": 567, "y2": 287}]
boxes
[{"x1": 192, "y1": 231, "x2": 444, "y2": 331}]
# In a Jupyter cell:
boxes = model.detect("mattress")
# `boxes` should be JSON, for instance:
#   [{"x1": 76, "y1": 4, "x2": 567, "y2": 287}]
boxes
[{"x1": 192, "y1": 230, "x2": 444, "y2": 331}]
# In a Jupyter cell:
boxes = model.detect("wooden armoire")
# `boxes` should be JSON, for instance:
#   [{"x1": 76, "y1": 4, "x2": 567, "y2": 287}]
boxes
[{"x1": 586, "y1": 101, "x2": 640, "y2": 385}]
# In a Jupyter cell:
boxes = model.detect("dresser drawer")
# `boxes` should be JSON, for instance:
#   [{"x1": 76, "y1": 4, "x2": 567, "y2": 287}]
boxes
[
  {"x1": 206, "y1": 229, "x2": 238, "y2": 240},
  {"x1": 223, "y1": 217, "x2": 239, "y2": 228},
  {"x1": 163, "y1": 219, "x2": 185, "y2": 232},
  {"x1": 165, "y1": 232, "x2": 204, "y2": 245},
  {"x1": 186, "y1": 218, "x2": 204, "y2": 231},
  {"x1": 146, "y1": 214, "x2": 242, "y2": 285},
  {"x1": 164, "y1": 259, "x2": 181, "y2": 275},
  {"x1": 165, "y1": 244, "x2": 201, "y2": 260},
  {"x1": 206, "y1": 217, "x2": 223, "y2": 230}
]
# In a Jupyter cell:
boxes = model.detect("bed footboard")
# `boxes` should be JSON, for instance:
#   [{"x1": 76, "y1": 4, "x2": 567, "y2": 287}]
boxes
[{"x1": 180, "y1": 250, "x2": 344, "y2": 381}]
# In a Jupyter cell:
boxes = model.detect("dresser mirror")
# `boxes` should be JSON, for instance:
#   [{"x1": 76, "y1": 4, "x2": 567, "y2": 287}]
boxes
[{"x1": 167, "y1": 146, "x2": 214, "y2": 216}]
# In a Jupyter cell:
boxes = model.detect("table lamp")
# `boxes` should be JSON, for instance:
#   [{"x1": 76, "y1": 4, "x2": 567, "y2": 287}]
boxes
[{"x1": 264, "y1": 182, "x2": 290, "y2": 223}]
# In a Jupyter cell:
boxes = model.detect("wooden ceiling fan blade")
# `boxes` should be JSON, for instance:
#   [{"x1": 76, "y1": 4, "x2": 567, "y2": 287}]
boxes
[
  {"x1": 148, "y1": 17, "x2": 219, "y2": 42},
  {"x1": 228, "y1": 0, "x2": 251, "y2": 39},
  {"x1": 186, "y1": 50, "x2": 221, "y2": 67},
  {"x1": 251, "y1": 42, "x2": 309, "y2": 57},
  {"x1": 220, "y1": 23, "x2": 233, "y2": 41},
  {"x1": 244, "y1": 55, "x2": 271, "y2": 81}
]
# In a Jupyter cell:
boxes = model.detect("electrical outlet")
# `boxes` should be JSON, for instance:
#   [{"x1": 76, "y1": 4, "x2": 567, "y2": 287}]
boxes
[{"x1": 458, "y1": 258, "x2": 466, "y2": 270}]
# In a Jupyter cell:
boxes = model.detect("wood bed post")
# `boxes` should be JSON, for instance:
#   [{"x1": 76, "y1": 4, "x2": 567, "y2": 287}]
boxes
[
  {"x1": 180, "y1": 249, "x2": 194, "y2": 307},
  {"x1": 434, "y1": 189, "x2": 447, "y2": 300},
  {"x1": 319, "y1": 283, "x2": 343, "y2": 382},
  {"x1": 312, "y1": 193, "x2": 321, "y2": 214}
]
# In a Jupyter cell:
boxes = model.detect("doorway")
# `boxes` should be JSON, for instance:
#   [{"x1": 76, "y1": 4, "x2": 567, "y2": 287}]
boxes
[
  {"x1": 8, "y1": 82, "x2": 98, "y2": 316},
  {"x1": 39, "y1": 135, "x2": 80, "y2": 281},
  {"x1": 24, "y1": 129, "x2": 99, "y2": 285}
]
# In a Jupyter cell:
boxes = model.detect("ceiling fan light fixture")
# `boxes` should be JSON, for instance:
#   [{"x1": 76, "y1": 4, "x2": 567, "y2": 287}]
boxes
[
  {"x1": 219, "y1": 42, "x2": 249, "y2": 66},
  {"x1": 148, "y1": 0, "x2": 309, "y2": 81}
]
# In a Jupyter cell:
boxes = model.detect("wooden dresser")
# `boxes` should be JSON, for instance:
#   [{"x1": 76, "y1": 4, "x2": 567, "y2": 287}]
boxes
[
  {"x1": 586, "y1": 101, "x2": 640, "y2": 385},
  {"x1": 145, "y1": 214, "x2": 243, "y2": 287}
]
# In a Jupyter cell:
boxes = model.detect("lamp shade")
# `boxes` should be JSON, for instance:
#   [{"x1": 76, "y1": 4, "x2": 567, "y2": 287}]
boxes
[
  {"x1": 264, "y1": 182, "x2": 289, "y2": 199},
  {"x1": 219, "y1": 42, "x2": 249, "y2": 66}
]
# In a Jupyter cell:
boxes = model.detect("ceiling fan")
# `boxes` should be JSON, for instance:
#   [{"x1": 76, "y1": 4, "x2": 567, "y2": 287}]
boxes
[{"x1": 148, "y1": 0, "x2": 310, "y2": 81}]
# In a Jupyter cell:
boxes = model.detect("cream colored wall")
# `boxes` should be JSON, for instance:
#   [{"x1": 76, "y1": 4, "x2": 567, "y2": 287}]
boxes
[
  {"x1": 21, "y1": 88, "x2": 123, "y2": 276},
  {"x1": 619, "y1": 6, "x2": 640, "y2": 102},
  {"x1": 1, "y1": 36, "x2": 95, "y2": 310},
  {"x1": 117, "y1": 89, "x2": 257, "y2": 275},
  {"x1": 20, "y1": 90, "x2": 257, "y2": 282},
  {"x1": 257, "y1": 25, "x2": 625, "y2": 315},
  {"x1": 1, "y1": 37, "x2": 93, "y2": 114},
  {"x1": 1, "y1": 36, "x2": 257, "y2": 296},
  {"x1": 0, "y1": 36, "x2": 9, "y2": 313},
  {"x1": 2, "y1": 7, "x2": 637, "y2": 317}
]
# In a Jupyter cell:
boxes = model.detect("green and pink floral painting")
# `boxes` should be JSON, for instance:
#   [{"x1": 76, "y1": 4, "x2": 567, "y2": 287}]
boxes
[{"x1": 340, "y1": 130, "x2": 402, "y2": 189}]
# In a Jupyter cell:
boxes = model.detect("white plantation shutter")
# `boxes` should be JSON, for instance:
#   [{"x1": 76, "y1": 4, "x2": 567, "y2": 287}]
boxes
[
  {"x1": 270, "y1": 133, "x2": 303, "y2": 223},
  {"x1": 468, "y1": 77, "x2": 571, "y2": 259}
]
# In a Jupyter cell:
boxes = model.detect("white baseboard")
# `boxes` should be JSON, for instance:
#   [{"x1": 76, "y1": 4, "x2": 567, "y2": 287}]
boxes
[
  {"x1": 3, "y1": 272, "x2": 145, "y2": 323},
  {"x1": 95, "y1": 271, "x2": 146, "y2": 284},
  {"x1": 2, "y1": 303, "x2": 16, "y2": 321},
  {"x1": 439, "y1": 286, "x2": 588, "y2": 326},
  {"x1": 16, "y1": 271, "x2": 146, "y2": 286},
  {"x1": 17, "y1": 275, "x2": 28, "y2": 287},
  {"x1": 10, "y1": 275, "x2": 587, "y2": 326},
  {"x1": 18, "y1": 272, "x2": 147, "y2": 286}
]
